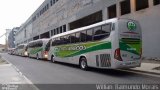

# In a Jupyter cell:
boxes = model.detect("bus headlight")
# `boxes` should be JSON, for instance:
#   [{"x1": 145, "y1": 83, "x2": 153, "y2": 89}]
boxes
[
  {"x1": 24, "y1": 51, "x2": 28, "y2": 56},
  {"x1": 44, "y1": 54, "x2": 48, "y2": 58}
]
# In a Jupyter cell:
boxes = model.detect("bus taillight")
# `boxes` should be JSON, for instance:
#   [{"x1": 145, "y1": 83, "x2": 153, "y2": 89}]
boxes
[{"x1": 114, "y1": 48, "x2": 122, "y2": 61}]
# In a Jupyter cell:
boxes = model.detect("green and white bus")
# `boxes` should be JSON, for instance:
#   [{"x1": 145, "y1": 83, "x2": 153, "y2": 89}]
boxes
[
  {"x1": 46, "y1": 18, "x2": 142, "y2": 70},
  {"x1": 16, "y1": 44, "x2": 28, "y2": 57},
  {"x1": 28, "y1": 39, "x2": 49, "y2": 60}
]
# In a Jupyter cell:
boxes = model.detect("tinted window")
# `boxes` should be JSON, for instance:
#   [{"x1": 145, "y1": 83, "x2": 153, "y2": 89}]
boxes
[
  {"x1": 45, "y1": 40, "x2": 51, "y2": 51},
  {"x1": 55, "y1": 38, "x2": 61, "y2": 45},
  {"x1": 93, "y1": 24, "x2": 111, "y2": 40},
  {"x1": 136, "y1": 0, "x2": 149, "y2": 11},
  {"x1": 75, "y1": 33, "x2": 80, "y2": 43},
  {"x1": 86, "y1": 29, "x2": 93, "y2": 42},
  {"x1": 80, "y1": 31, "x2": 87, "y2": 42},
  {"x1": 108, "y1": 4, "x2": 117, "y2": 19},
  {"x1": 69, "y1": 34, "x2": 76, "y2": 43},
  {"x1": 154, "y1": 0, "x2": 160, "y2": 5},
  {"x1": 59, "y1": 36, "x2": 68, "y2": 45},
  {"x1": 120, "y1": 0, "x2": 131, "y2": 15},
  {"x1": 102, "y1": 24, "x2": 111, "y2": 34},
  {"x1": 52, "y1": 39, "x2": 56, "y2": 46}
]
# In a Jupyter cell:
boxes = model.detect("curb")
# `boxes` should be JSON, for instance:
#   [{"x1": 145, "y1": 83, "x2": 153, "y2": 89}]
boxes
[
  {"x1": 1, "y1": 56, "x2": 39, "y2": 90},
  {"x1": 129, "y1": 69, "x2": 160, "y2": 76}
]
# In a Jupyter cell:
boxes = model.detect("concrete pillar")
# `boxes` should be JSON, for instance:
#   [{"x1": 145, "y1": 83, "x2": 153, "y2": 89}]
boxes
[
  {"x1": 149, "y1": 0, "x2": 154, "y2": 7},
  {"x1": 130, "y1": 0, "x2": 136, "y2": 13},
  {"x1": 116, "y1": 0, "x2": 120, "y2": 18},
  {"x1": 103, "y1": 7, "x2": 108, "y2": 20},
  {"x1": 66, "y1": 24, "x2": 70, "y2": 31}
]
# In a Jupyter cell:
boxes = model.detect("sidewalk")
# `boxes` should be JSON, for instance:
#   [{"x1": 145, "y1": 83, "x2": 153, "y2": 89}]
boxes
[
  {"x1": 0, "y1": 60, "x2": 38, "y2": 90},
  {"x1": 131, "y1": 62, "x2": 160, "y2": 75}
]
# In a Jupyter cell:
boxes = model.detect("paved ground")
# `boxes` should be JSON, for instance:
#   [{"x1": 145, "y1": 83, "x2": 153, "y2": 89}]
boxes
[
  {"x1": 1, "y1": 53, "x2": 160, "y2": 90},
  {"x1": 0, "y1": 56, "x2": 38, "y2": 90}
]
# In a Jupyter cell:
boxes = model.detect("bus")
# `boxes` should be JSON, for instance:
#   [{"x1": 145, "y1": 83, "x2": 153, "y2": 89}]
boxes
[
  {"x1": 45, "y1": 18, "x2": 142, "y2": 70},
  {"x1": 8, "y1": 48, "x2": 15, "y2": 55},
  {"x1": 16, "y1": 44, "x2": 28, "y2": 57},
  {"x1": 28, "y1": 39, "x2": 49, "y2": 60}
]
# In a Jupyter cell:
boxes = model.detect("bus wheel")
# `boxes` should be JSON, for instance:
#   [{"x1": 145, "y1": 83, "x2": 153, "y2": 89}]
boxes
[
  {"x1": 28, "y1": 54, "x2": 30, "y2": 58},
  {"x1": 79, "y1": 57, "x2": 88, "y2": 70},
  {"x1": 36, "y1": 54, "x2": 39, "y2": 60},
  {"x1": 51, "y1": 55, "x2": 56, "y2": 63}
]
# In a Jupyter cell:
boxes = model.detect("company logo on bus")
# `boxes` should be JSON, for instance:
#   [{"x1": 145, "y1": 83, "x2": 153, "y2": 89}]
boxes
[{"x1": 127, "y1": 21, "x2": 136, "y2": 31}]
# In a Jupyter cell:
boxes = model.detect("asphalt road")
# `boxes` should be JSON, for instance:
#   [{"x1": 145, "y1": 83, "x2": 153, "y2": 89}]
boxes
[{"x1": 1, "y1": 53, "x2": 160, "y2": 89}]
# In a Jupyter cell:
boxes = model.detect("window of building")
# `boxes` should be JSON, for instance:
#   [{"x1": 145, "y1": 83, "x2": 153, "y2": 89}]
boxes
[
  {"x1": 60, "y1": 26, "x2": 63, "y2": 33},
  {"x1": 47, "y1": 4, "x2": 49, "y2": 9},
  {"x1": 108, "y1": 4, "x2": 117, "y2": 19},
  {"x1": 54, "y1": 29, "x2": 56, "y2": 35},
  {"x1": 51, "y1": 30, "x2": 54, "y2": 36},
  {"x1": 50, "y1": 0, "x2": 53, "y2": 6},
  {"x1": 69, "y1": 11, "x2": 102, "y2": 30},
  {"x1": 120, "y1": 0, "x2": 131, "y2": 15},
  {"x1": 24, "y1": 29, "x2": 27, "y2": 38},
  {"x1": 154, "y1": 0, "x2": 160, "y2": 5},
  {"x1": 63, "y1": 25, "x2": 66, "y2": 32},
  {"x1": 136, "y1": 0, "x2": 149, "y2": 11},
  {"x1": 56, "y1": 28, "x2": 59, "y2": 34}
]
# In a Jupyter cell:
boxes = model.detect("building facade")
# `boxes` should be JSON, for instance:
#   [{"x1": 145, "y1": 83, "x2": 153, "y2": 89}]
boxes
[
  {"x1": 8, "y1": 27, "x2": 19, "y2": 48},
  {"x1": 14, "y1": 0, "x2": 160, "y2": 58}
]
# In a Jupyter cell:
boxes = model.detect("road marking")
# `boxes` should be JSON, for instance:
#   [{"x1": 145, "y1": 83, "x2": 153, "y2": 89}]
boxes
[{"x1": 2, "y1": 56, "x2": 39, "y2": 90}]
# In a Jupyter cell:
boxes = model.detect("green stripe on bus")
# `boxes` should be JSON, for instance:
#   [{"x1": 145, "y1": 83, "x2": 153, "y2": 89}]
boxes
[
  {"x1": 119, "y1": 40, "x2": 141, "y2": 55},
  {"x1": 30, "y1": 47, "x2": 43, "y2": 55},
  {"x1": 53, "y1": 42, "x2": 111, "y2": 58}
]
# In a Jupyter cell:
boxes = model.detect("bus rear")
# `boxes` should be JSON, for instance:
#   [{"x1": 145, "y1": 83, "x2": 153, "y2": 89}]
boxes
[{"x1": 114, "y1": 19, "x2": 142, "y2": 68}]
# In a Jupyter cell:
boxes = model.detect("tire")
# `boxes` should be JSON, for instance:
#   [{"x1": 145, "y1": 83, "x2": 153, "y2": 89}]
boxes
[
  {"x1": 51, "y1": 55, "x2": 56, "y2": 63},
  {"x1": 79, "y1": 57, "x2": 88, "y2": 70},
  {"x1": 36, "y1": 54, "x2": 39, "y2": 60},
  {"x1": 28, "y1": 54, "x2": 30, "y2": 58}
]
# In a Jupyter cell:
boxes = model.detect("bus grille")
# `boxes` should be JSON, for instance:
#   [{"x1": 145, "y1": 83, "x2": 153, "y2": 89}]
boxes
[{"x1": 96, "y1": 54, "x2": 111, "y2": 67}]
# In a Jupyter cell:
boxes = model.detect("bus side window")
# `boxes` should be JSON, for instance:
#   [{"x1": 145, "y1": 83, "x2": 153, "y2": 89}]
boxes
[
  {"x1": 86, "y1": 29, "x2": 93, "y2": 42},
  {"x1": 64, "y1": 35, "x2": 70, "y2": 44},
  {"x1": 56, "y1": 38, "x2": 61, "y2": 45},
  {"x1": 102, "y1": 24, "x2": 111, "y2": 37},
  {"x1": 69, "y1": 33, "x2": 76, "y2": 44},
  {"x1": 112, "y1": 23, "x2": 115, "y2": 31},
  {"x1": 93, "y1": 26, "x2": 102, "y2": 40},
  {"x1": 80, "y1": 31, "x2": 87, "y2": 42},
  {"x1": 52, "y1": 39, "x2": 56, "y2": 46},
  {"x1": 93, "y1": 24, "x2": 111, "y2": 40},
  {"x1": 75, "y1": 32, "x2": 80, "y2": 43},
  {"x1": 45, "y1": 39, "x2": 51, "y2": 51},
  {"x1": 25, "y1": 45, "x2": 28, "y2": 51},
  {"x1": 38, "y1": 41, "x2": 43, "y2": 47}
]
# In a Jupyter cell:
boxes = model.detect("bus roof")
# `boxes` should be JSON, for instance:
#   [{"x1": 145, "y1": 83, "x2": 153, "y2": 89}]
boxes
[
  {"x1": 50, "y1": 18, "x2": 119, "y2": 39},
  {"x1": 17, "y1": 44, "x2": 28, "y2": 46},
  {"x1": 28, "y1": 38, "x2": 49, "y2": 44}
]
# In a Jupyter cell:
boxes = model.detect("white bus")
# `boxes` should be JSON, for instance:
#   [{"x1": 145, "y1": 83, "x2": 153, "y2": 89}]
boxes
[
  {"x1": 16, "y1": 44, "x2": 28, "y2": 57},
  {"x1": 28, "y1": 39, "x2": 49, "y2": 60},
  {"x1": 45, "y1": 18, "x2": 142, "y2": 70},
  {"x1": 8, "y1": 48, "x2": 15, "y2": 55}
]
